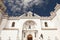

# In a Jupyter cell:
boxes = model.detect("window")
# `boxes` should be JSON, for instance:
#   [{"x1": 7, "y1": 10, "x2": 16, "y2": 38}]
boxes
[
  {"x1": 45, "y1": 22, "x2": 48, "y2": 27},
  {"x1": 12, "y1": 22, "x2": 15, "y2": 27},
  {"x1": 29, "y1": 25, "x2": 31, "y2": 29}
]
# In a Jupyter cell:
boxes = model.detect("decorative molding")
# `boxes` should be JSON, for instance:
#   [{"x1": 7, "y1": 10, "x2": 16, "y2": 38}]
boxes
[
  {"x1": 8, "y1": 11, "x2": 56, "y2": 20},
  {"x1": 54, "y1": 4, "x2": 60, "y2": 12},
  {"x1": 22, "y1": 30, "x2": 38, "y2": 32},
  {"x1": 24, "y1": 20, "x2": 36, "y2": 25},
  {"x1": 3, "y1": 28, "x2": 18, "y2": 30},
  {"x1": 41, "y1": 28, "x2": 57, "y2": 30}
]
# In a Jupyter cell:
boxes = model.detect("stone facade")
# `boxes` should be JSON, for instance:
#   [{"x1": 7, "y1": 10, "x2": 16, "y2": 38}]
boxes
[{"x1": 0, "y1": 4, "x2": 60, "y2": 40}]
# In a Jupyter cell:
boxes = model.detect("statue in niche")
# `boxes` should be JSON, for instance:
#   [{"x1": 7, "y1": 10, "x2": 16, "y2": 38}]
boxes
[
  {"x1": 39, "y1": 34, "x2": 43, "y2": 40},
  {"x1": 41, "y1": 34, "x2": 43, "y2": 39}
]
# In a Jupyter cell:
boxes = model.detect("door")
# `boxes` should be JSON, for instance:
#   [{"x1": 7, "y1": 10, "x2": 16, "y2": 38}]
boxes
[{"x1": 27, "y1": 34, "x2": 32, "y2": 40}]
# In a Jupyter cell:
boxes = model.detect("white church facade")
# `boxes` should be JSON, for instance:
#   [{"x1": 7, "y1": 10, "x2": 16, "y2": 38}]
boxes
[{"x1": 0, "y1": 1, "x2": 60, "y2": 40}]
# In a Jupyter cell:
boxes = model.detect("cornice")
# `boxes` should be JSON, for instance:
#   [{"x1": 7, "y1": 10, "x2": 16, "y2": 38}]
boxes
[
  {"x1": 3, "y1": 28, "x2": 18, "y2": 30},
  {"x1": 54, "y1": 4, "x2": 60, "y2": 12},
  {"x1": 41, "y1": 28, "x2": 57, "y2": 30},
  {"x1": 8, "y1": 11, "x2": 56, "y2": 20}
]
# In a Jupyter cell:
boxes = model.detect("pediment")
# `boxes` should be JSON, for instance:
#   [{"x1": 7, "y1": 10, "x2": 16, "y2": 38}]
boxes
[{"x1": 19, "y1": 11, "x2": 40, "y2": 18}]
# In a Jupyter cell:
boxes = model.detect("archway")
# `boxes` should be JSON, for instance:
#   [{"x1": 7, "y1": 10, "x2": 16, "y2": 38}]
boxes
[
  {"x1": 23, "y1": 20, "x2": 36, "y2": 30},
  {"x1": 27, "y1": 34, "x2": 33, "y2": 40}
]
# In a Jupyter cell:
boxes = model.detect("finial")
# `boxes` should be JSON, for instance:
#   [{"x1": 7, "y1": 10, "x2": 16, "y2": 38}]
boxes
[{"x1": 27, "y1": 11, "x2": 33, "y2": 17}]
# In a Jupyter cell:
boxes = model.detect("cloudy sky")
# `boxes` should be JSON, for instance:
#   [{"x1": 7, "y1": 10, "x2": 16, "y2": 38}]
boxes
[{"x1": 3, "y1": 0, "x2": 60, "y2": 16}]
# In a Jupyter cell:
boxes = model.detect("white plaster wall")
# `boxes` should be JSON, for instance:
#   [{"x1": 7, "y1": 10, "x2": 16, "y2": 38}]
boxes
[
  {"x1": 0, "y1": 19, "x2": 8, "y2": 30},
  {"x1": 6, "y1": 19, "x2": 40, "y2": 29},
  {"x1": 6, "y1": 20, "x2": 19, "y2": 28},
  {"x1": 41, "y1": 20, "x2": 56, "y2": 28},
  {"x1": 3, "y1": 18, "x2": 59, "y2": 40},
  {"x1": 0, "y1": 30, "x2": 18, "y2": 40},
  {"x1": 55, "y1": 9, "x2": 60, "y2": 40},
  {"x1": 41, "y1": 30, "x2": 57, "y2": 40},
  {"x1": 40, "y1": 9, "x2": 60, "y2": 40},
  {"x1": 56, "y1": 9, "x2": 60, "y2": 25},
  {"x1": 18, "y1": 19, "x2": 41, "y2": 40},
  {"x1": 6, "y1": 19, "x2": 41, "y2": 30},
  {"x1": 5, "y1": 19, "x2": 41, "y2": 40},
  {"x1": 1, "y1": 8, "x2": 60, "y2": 40}
]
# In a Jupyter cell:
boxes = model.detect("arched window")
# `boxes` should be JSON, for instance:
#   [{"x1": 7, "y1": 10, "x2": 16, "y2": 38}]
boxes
[
  {"x1": 12, "y1": 22, "x2": 15, "y2": 27},
  {"x1": 45, "y1": 22, "x2": 48, "y2": 27}
]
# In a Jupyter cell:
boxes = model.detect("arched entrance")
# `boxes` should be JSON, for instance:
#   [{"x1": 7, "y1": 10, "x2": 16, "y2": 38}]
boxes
[{"x1": 27, "y1": 34, "x2": 33, "y2": 40}]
